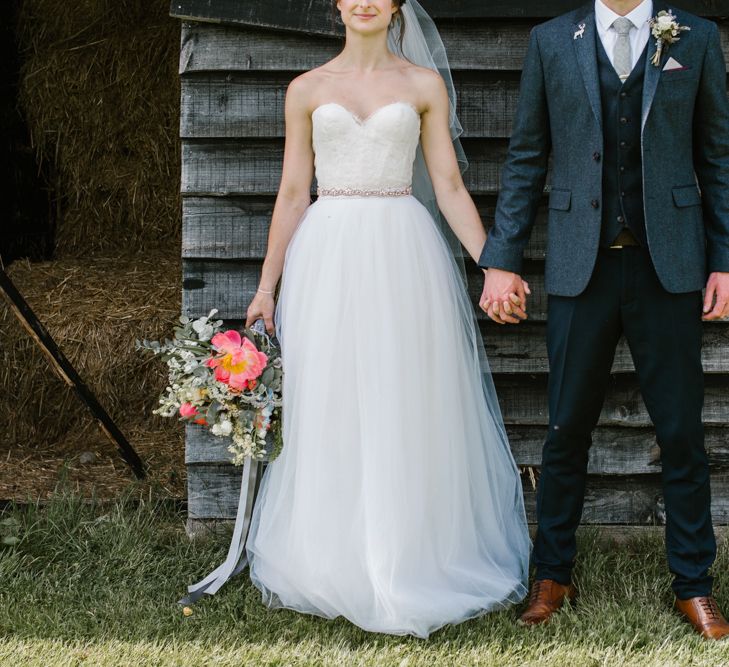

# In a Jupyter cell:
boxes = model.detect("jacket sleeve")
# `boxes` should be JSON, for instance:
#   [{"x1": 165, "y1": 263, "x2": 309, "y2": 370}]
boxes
[
  {"x1": 693, "y1": 22, "x2": 729, "y2": 274},
  {"x1": 478, "y1": 27, "x2": 551, "y2": 274}
]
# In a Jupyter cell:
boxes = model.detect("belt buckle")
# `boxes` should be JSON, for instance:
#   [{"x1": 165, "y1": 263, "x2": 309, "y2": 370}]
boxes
[{"x1": 609, "y1": 244, "x2": 624, "y2": 249}]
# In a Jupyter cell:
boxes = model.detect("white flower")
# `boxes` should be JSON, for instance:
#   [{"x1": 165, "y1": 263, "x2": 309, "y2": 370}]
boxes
[
  {"x1": 192, "y1": 319, "x2": 215, "y2": 341},
  {"x1": 212, "y1": 419, "x2": 233, "y2": 437},
  {"x1": 656, "y1": 14, "x2": 674, "y2": 29}
]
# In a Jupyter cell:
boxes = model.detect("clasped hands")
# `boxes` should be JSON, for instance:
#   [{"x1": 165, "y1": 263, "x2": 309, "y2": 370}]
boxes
[{"x1": 479, "y1": 268, "x2": 531, "y2": 325}]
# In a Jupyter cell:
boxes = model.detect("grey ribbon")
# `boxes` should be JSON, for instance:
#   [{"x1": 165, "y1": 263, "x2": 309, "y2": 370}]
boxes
[
  {"x1": 612, "y1": 17, "x2": 634, "y2": 81},
  {"x1": 179, "y1": 456, "x2": 261, "y2": 605}
]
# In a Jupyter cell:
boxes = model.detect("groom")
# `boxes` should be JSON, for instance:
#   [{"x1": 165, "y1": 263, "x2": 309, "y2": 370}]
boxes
[{"x1": 479, "y1": 0, "x2": 729, "y2": 639}]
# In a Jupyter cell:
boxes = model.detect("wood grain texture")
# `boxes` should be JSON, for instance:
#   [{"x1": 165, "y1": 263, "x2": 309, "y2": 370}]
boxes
[
  {"x1": 180, "y1": 196, "x2": 547, "y2": 261},
  {"x1": 493, "y1": 375, "x2": 729, "y2": 427},
  {"x1": 508, "y1": 425, "x2": 729, "y2": 474},
  {"x1": 179, "y1": 22, "x2": 533, "y2": 73},
  {"x1": 181, "y1": 138, "x2": 508, "y2": 195},
  {"x1": 179, "y1": 22, "x2": 729, "y2": 76},
  {"x1": 181, "y1": 259, "x2": 729, "y2": 332},
  {"x1": 186, "y1": 464, "x2": 729, "y2": 524},
  {"x1": 180, "y1": 74, "x2": 521, "y2": 139},
  {"x1": 483, "y1": 324, "x2": 729, "y2": 375},
  {"x1": 186, "y1": 423, "x2": 729, "y2": 474},
  {"x1": 171, "y1": 1, "x2": 729, "y2": 36}
]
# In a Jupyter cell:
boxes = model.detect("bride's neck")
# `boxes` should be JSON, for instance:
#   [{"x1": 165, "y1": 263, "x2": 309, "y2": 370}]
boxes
[{"x1": 338, "y1": 30, "x2": 393, "y2": 71}]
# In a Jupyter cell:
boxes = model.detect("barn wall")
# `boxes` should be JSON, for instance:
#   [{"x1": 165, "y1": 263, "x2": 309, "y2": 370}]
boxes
[{"x1": 174, "y1": 3, "x2": 729, "y2": 529}]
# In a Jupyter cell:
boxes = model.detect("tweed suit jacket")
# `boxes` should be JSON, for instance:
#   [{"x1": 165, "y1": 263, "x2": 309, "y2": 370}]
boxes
[{"x1": 479, "y1": 2, "x2": 729, "y2": 296}]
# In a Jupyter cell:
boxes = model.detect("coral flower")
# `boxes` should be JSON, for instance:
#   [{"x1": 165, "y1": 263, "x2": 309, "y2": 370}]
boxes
[
  {"x1": 180, "y1": 402, "x2": 199, "y2": 419},
  {"x1": 207, "y1": 330, "x2": 268, "y2": 391},
  {"x1": 180, "y1": 403, "x2": 207, "y2": 425}
]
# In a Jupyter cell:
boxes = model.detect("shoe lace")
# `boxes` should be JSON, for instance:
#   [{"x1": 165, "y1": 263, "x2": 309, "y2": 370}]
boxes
[
  {"x1": 529, "y1": 580, "x2": 548, "y2": 603},
  {"x1": 699, "y1": 597, "x2": 720, "y2": 621}
]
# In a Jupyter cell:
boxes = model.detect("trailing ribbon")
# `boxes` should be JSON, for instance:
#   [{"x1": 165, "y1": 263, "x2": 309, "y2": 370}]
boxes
[{"x1": 179, "y1": 456, "x2": 261, "y2": 605}]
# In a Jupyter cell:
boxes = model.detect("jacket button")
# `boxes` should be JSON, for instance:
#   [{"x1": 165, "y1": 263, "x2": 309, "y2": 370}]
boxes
[
  {"x1": 591, "y1": 199, "x2": 600, "y2": 209},
  {"x1": 617, "y1": 215, "x2": 625, "y2": 223},
  {"x1": 620, "y1": 141, "x2": 627, "y2": 148},
  {"x1": 620, "y1": 117, "x2": 629, "y2": 124},
  {"x1": 593, "y1": 151, "x2": 601, "y2": 161}
]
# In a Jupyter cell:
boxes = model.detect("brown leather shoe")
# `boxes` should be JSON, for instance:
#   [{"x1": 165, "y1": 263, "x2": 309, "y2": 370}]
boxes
[
  {"x1": 519, "y1": 579, "x2": 577, "y2": 626},
  {"x1": 675, "y1": 596, "x2": 729, "y2": 640}
]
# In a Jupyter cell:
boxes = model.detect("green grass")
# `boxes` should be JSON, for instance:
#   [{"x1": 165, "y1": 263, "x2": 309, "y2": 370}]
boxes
[{"x1": 0, "y1": 490, "x2": 728, "y2": 666}]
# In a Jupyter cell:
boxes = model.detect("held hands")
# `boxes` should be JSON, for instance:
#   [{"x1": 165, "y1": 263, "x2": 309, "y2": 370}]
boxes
[
  {"x1": 703, "y1": 272, "x2": 729, "y2": 321},
  {"x1": 246, "y1": 290, "x2": 276, "y2": 334},
  {"x1": 479, "y1": 268, "x2": 531, "y2": 325}
]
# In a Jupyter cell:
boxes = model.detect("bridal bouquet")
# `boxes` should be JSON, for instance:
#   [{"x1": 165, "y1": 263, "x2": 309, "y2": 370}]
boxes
[{"x1": 137, "y1": 310, "x2": 283, "y2": 463}]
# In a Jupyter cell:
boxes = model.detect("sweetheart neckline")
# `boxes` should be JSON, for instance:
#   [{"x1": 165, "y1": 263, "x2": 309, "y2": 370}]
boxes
[{"x1": 312, "y1": 101, "x2": 420, "y2": 126}]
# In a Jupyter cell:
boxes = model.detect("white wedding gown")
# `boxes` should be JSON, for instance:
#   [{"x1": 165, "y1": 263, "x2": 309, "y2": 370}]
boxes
[{"x1": 246, "y1": 101, "x2": 531, "y2": 638}]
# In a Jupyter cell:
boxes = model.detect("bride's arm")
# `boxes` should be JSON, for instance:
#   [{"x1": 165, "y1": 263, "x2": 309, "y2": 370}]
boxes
[
  {"x1": 419, "y1": 71, "x2": 527, "y2": 322},
  {"x1": 419, "y1": 71, "x2": 486, "y2": 265},
  {"x1": 246, "y1": 76, "x2": 315, "y2": 333}
]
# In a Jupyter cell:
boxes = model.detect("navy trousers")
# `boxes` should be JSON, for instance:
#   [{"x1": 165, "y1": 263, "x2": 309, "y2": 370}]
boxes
[{"x1": 534, "y1": 247, "x2": 716, "y2": 599}]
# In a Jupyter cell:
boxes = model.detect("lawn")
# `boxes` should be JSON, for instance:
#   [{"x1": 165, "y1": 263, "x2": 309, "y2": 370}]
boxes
[{"x1": 0, "y1": 489, "x2": 727, "y2": 667}]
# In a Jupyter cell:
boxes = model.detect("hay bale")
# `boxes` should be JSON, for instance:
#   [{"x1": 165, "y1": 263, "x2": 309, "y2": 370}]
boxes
[
  {"x1": 0, "y1": 252, "x2": 182, "y2": 456},
  {"x1": 16, "y1": 0, "x2": 181, "y2": 258}
]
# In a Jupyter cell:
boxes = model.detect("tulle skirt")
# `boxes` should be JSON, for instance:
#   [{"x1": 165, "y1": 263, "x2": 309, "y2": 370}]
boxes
[{"x1": 246, "y1": 195, "x2": 530, "y2": 638}]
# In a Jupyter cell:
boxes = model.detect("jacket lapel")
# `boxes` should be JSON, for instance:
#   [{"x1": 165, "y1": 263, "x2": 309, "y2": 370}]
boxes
[
  {"x1": 641, "y1": 3, "x2": 669, "y2": 132},
  {"x1": 572, "y1": 6, "x2": 602, "y2": 130}
]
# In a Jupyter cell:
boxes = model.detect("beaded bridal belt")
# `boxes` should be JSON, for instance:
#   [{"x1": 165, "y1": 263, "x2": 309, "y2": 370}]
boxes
[{"x1": 317, "y1": 186, "x2": 413, "y2": 198}]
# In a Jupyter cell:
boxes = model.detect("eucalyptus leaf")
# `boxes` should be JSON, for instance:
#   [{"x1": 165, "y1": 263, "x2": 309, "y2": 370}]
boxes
[{"x1": 260, "y1": 367, "x2": 275, "y2": 386}]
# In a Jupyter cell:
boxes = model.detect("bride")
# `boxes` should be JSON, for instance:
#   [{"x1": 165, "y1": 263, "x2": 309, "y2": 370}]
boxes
[{"x1": 194, "y1": 0, "x2": 531, "y2": 638}]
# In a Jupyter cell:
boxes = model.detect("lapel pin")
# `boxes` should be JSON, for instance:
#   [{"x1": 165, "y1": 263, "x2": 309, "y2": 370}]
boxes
[{"x1": 574, "y1": 23, "x2": 586, "y2": 40}]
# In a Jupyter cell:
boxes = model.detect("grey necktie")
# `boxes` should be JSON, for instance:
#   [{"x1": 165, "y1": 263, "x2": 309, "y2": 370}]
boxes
[{"x1": 612, "y1": 17, "x2": 634, "y2": 81}]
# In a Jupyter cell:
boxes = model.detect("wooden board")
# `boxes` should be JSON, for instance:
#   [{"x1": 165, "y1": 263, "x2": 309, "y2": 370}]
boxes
[
  {"x1": 482, "y1": 324, "x2": 729, "y2": 375},
  {"x1": 186, "y1": 423, "x2": 729, "y2": 475},
  {"x1": 181, "y1": 138, "x2": 508, "y2": 196},
  {"x1": 179, "y1": 22, "x2": 533, "y2": 73},
  {"x1": 508, "y1": 425, "x2": 729, "y2": 474},
  {"x1": 186, "y1": 464, "x2": 729, "y2": 524},
  {"x1": 493, "y1": 375, "x2": 729, "y2": 427},
  {"x1": 171, "y1": 1, "x2": 729, "y2": 36},
  {"x1": 180, "y1": 73, "x2": 520, "y2": 139},
  {"x1": 180, "y1": 196, "x2": 547, "y2": 261},
  {"x1": 181, "y1": 259, "x2": 729, "y2": 330},
  {"x1": 179, "y1": 22, "x2": 729, "y2": 75}
]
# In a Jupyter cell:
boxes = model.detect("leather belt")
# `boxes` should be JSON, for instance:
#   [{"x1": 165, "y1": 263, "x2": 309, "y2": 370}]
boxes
[{"x1": 609, "y1": 228, "x2": 640, "y2": 249}]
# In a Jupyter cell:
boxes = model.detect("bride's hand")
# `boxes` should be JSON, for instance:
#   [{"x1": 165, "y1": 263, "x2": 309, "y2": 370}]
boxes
[{"x1": 246, "y1": 292, "x2": 276, "y2": 335}]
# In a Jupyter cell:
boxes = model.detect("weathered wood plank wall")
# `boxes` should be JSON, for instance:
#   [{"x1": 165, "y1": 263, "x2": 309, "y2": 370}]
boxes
[{"x1": 172, "y1": 1, "x2": 729, "y2": 531}]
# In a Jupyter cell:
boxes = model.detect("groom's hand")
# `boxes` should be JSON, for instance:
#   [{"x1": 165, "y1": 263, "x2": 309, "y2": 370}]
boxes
[
  {"x1": 480, "y1": 268, "x2": 530, "y2": 325},
  {"x1": 703, "y1": 272, "x2": 729, "y2": 320}
]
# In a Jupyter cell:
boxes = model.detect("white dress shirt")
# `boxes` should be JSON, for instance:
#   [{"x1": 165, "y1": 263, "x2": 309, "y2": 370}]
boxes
[{"x1": 595, "y1": 0, "x2": 653, "y2": 73}]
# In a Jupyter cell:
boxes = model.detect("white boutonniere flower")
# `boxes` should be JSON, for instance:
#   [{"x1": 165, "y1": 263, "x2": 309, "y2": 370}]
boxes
[{"x1": 648, "y1": 10, "x2": 690, "y2": 66}]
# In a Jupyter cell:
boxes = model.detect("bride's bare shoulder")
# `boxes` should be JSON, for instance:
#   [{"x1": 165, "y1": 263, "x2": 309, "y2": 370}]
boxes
[
  {"x1": 402, "y1": 63, "x2": 444, "y2": 89},
  {"x1": 284, "y1": 69, "x2": 327, "y2": 113},
  {"x1": 286, "y1": 66, "x2": 338, "y2": 110}
]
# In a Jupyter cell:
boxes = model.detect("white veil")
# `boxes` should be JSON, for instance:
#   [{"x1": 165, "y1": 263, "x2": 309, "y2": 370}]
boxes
[{"x1": 388, "y1": 0, "x2": 469, "y2": 282}]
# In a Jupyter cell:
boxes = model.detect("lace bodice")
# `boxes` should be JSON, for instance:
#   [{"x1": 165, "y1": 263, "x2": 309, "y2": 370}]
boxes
[{"x1": 312, "y1": 102, "x2": 421, "y2": 192}]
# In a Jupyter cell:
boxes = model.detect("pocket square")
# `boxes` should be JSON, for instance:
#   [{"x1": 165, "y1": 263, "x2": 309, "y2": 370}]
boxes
[{"x1": 663, "y1": 57, "x2": 688, "y2": 72}]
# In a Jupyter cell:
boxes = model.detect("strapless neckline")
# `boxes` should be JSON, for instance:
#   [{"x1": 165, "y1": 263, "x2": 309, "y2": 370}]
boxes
[{"x1": 312, "y1": 101, "x2": 420, "y2": 126}]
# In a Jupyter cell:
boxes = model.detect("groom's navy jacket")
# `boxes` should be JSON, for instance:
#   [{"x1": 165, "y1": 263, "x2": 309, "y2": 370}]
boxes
[{"x1": 479, "y1": 3, "x2": 729, "y2": 296}]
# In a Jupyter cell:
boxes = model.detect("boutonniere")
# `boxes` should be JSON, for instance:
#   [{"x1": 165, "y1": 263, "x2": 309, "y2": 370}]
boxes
[{"x1": 648, "y1": 10, "x2": 690, "y2": 66}]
